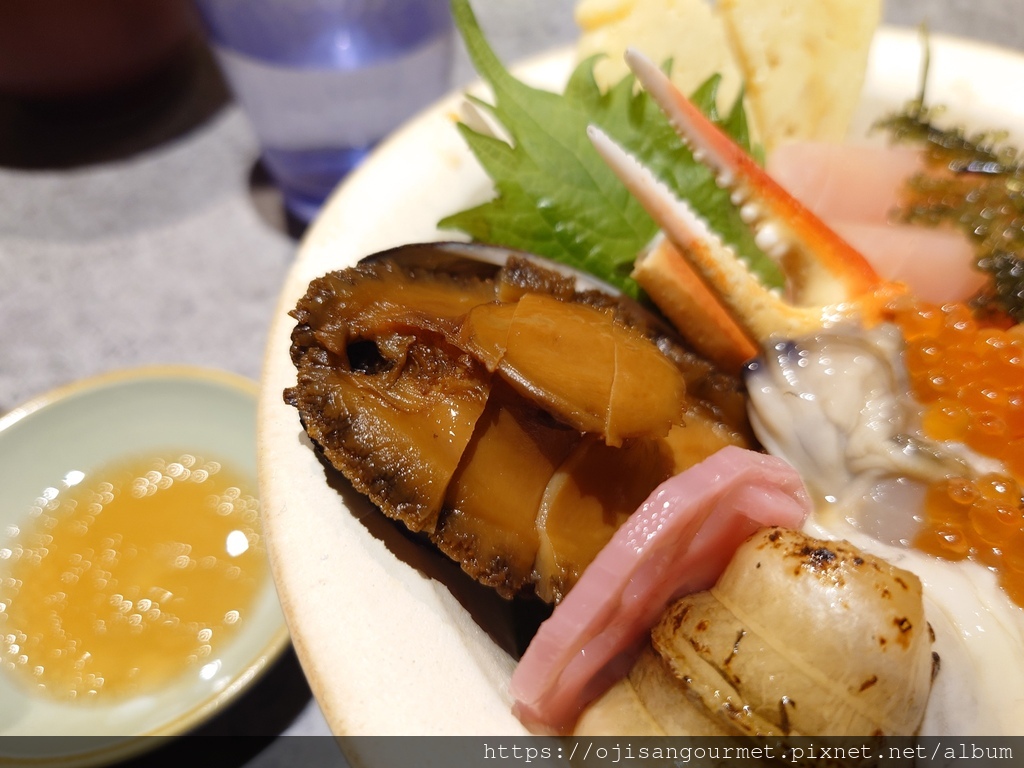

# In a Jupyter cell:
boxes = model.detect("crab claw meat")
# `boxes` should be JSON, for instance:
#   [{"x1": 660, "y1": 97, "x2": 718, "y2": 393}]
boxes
[
  {"x1": 590, "y1": 125, "x2": 854, "y2": 342},
  {"x1": 621, "y1": 48, "x2": 882, "y2": 301},
  {"x1": 589, "y1": 49, "x2": 899, "y2": 344}
]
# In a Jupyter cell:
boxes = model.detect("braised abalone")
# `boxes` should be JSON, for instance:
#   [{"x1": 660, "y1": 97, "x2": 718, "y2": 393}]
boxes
[{"x1": 285, "y1": 242, "x2": 750, "y2": 600}]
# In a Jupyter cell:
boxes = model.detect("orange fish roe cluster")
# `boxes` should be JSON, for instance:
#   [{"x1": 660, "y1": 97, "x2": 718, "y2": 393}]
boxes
[
  {"x1": 915, "y1": 475, "x2": 1024, "y2": 605},
  {"x1": 886, "y1": 296, "x2": 1024, "y2": 604}
]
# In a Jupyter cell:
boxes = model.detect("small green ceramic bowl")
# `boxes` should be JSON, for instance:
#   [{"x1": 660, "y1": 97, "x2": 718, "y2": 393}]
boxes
[{"x1": 0, "y1": 366, "x2": 289, "y2": 766}]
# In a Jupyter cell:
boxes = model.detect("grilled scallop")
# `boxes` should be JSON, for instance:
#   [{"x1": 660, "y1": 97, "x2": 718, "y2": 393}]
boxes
[{"x1": 577, "y1": 527, "x2": 937, "y2": 736}]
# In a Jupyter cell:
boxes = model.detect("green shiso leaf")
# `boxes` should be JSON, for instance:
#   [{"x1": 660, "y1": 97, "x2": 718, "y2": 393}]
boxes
[{"x1": 439, "y1": 0, "x2": 783, "y2": 298}]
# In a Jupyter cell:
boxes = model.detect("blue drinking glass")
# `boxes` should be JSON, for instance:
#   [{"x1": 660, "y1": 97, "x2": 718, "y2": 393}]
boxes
[{"x1": 193, "y1": 0, "x2": 455, "y2": 223}]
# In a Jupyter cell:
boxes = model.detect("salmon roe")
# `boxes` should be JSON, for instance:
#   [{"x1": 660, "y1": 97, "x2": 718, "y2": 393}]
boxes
[{"x1": 887, "y1": 296, "x2": 1024, "y2": 605}]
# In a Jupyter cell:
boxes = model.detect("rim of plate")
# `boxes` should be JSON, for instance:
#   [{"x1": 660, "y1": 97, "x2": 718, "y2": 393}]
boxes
[{"x1": 0, "y1": 365, "x2": 260, "y2": 433}]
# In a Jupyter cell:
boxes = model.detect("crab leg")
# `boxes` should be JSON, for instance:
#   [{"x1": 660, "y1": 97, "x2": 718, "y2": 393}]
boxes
[{"x1": 589, "y1": 49, "x2": 899, "y2": 344}]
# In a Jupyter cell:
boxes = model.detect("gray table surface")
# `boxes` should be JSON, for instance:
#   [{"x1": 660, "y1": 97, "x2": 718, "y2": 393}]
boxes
[{"x1": 0, "y1": 0, "x2": 1019, "y2": 762}]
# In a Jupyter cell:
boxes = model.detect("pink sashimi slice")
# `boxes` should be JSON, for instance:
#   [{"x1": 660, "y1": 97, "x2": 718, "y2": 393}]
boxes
[
  {"x1": 830, "y1": 220, "x2": 986, "y2": 304},
  {"x1": 767, "y1": 142, "x2": 983, "y2": 304},
  {"x1": 509, "y1": 445, "x2": 811, "y2": 734},
  {"x1": 766, "y1": 142, "x2": 924, "y2": 223}
]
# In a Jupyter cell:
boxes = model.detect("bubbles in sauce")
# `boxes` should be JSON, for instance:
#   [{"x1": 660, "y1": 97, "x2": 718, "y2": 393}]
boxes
[{"x1": 0, "y1": 453, "x2": 266, "y2": 702}]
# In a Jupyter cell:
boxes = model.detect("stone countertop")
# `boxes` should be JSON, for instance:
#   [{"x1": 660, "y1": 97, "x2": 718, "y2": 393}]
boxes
[{"x1": 0, "y1": 0, "x2": 1019, "y2": 763}]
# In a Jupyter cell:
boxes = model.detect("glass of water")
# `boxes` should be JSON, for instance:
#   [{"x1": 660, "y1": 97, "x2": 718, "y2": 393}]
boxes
[{"x1": 193, "y1": 0, "x2": 455, "y2": 223}]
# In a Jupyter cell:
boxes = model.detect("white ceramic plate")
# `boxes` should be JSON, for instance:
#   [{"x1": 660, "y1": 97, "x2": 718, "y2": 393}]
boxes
[
  {"x1": 258, "y1": 29, "x2": 1024, "y2": 737},
  {"x1": 0, "y1": 366, "x2": 289, "y2": 765}
]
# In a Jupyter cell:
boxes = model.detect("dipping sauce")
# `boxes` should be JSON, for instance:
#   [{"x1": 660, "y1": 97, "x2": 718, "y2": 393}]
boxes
[{"x1": 0, "y1": 452, "x2": 266, "y2": 701}]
